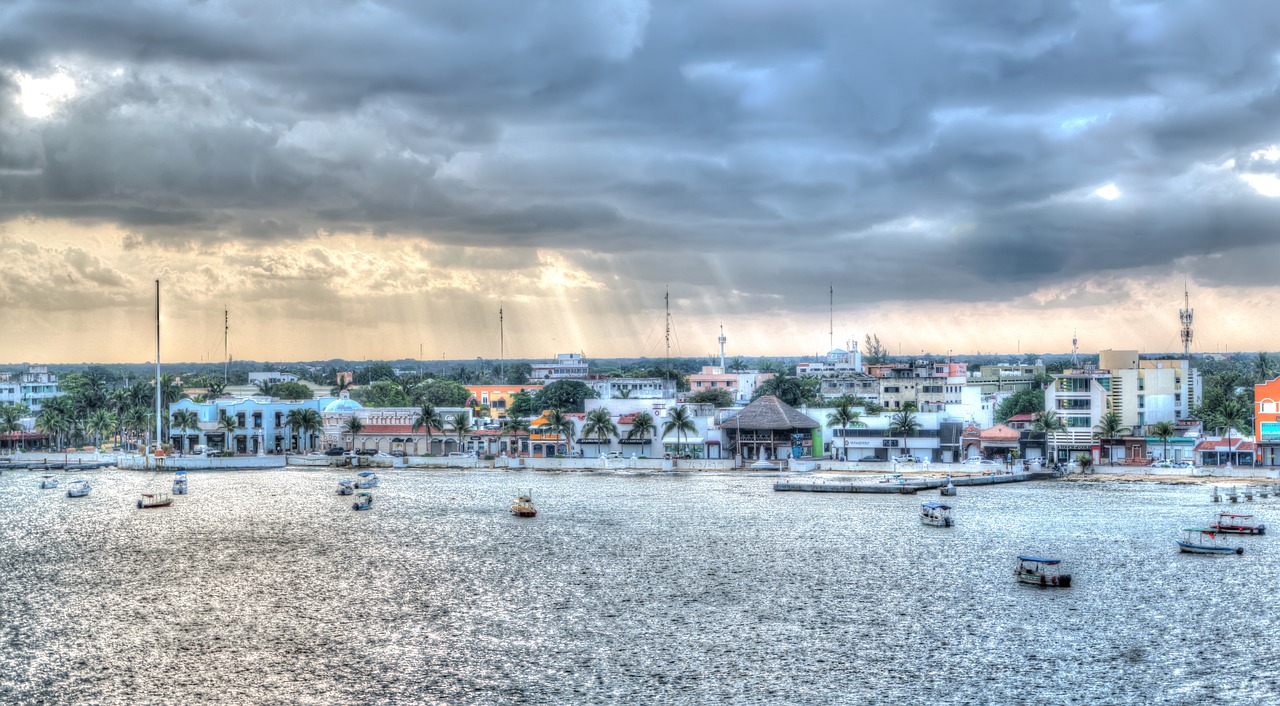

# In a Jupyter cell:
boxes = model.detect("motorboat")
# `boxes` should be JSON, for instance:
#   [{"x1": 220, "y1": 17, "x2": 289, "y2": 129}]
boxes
[
  {"x1": 511, "y1": 490, "x2": 537, "y2": 518},
  {"x1": 66, "y1": 479, "x2": 92, "y2": 498},
  {"x1": 336, "y1": 479, "x2": 354, "y2": 496},
  {"x1": 40, "y1": 475, "x2": 60, "y2": 489},
  {"x1": 920, "y1": 502, "x2": 954, "y2": 527},
  {"x1": 354, "y1": 471, "x2": 380, "y2": 489},
  {"x1": 351, "y1": 491, "x2": 374, "y2": 511},
  {"x1": 137, "y1": 492, "x2": 174, "y2": 509},
  {"x1": 1210, "y1": 512, "x2": 1265, "y2": 535},
  {"x1": 1178, "y1": 528, "x2": 1244, "y2": 555},
  {"x1": 1014, "y1": 556, "x2": 1071, "y2": 587},
  {"x1": 172, "y1": 471, "x2": 188, "y2": 495},
  {"x1": 940, "y1": 476, "x2": 956, "y2": 496}
]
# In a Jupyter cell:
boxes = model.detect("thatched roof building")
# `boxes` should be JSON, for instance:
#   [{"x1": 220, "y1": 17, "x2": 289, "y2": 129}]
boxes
[{"x1": 724, "y1": 395, "x2": 819, "y2": 462}]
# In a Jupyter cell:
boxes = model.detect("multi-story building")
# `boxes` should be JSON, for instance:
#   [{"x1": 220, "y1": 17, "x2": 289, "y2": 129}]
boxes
[
  {"x1": 248, "y1": 371, "x2": 299, "y2": 385},
  {"x1": 585, "y1": 376, "x2": 676, "y2": 400},
  {"x1": 1255, "y1": 376, "x2": 1280, "y2": 467},
  {"x1": 531, "y1": 353, "x2": 590, "y2": 381},
  {"x1": 868, "y1": 360, "x2": 968, "y2": 412},
  {"x1": 0, "y1": 365, "x2": 63, "y2": 413},
  {"x1": 1044, "y1": 367, "x2": 1111, "y2": 463},
  {"x1": 465, "y1": 384, "x2": 544, "y2": 417},
  {"x1": 967, "y1": 363, "x2": 1046, "y2": 394},
  {"x1": 1097, "y1": 350, "x2": 1200, "y2": 434},
  {"x1": 169, "y1": 395, "x2": 336, "y2": 454},
  {"x1": 796, "y1": 347, "x2": 864, "y2": 377},
  {"x1": 688, "y1": 366, "x2": 774, "y2": 403}
]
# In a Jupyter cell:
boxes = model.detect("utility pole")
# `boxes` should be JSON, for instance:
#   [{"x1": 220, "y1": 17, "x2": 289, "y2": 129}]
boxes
[
  {"x1": 155, "y1": 280, "x2": 162, "y2": 452},
  {"x1": 500, "y1": 302, "x2": 505, "y2": 383},
  {"x1": 665, "y1": 287, "x2": 671, "y2": 386},
  {"x1": 223, "y1": 307, "x2": 229, "y2": 384},
  {"x1": 829, "y1": 284, "x2": 833, "y2": 353}
]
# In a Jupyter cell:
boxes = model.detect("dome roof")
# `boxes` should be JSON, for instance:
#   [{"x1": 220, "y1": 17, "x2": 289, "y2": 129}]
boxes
[{"x1": 323, "y1": 396, "x2": 363, "y2": 413}]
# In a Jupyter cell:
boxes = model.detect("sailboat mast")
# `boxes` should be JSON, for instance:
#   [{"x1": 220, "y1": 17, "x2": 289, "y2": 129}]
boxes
[{"x1": 155, "y1": 280, "x2": 162, "y2": 450}]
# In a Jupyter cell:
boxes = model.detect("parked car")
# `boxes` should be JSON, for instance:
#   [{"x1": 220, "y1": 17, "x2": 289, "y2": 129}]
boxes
[
  {"x1": 963, "y1": 458, "x2": 1000, "y2": 468},
  {"x1": 602, "y1": 451, "x2": 623, "y2": 459},
  {"x1": 324, "y1": 447, "x2": 347, "y2": 456},
  {"x1": 859, "y1": 455, "x2": 883, "y2": 462},
  {"x1": 1151, "y1": 459, "x2": 1173, "y2": 468},
  {"x1": 1172, "y1": 460, "x2": 1196, "y2": 469},
  {"x1": 389, "y1": 450, "x2": 408, "y2": 458},
  {"x1": 893, "y1": 455, "x2": 921, "y2": 463},
  {"x1": 356, "y1": 449, "x2": 378, "y2": 456}
]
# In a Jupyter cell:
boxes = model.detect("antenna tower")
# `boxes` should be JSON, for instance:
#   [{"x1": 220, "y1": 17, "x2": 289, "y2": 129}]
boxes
[
  {"x1": 1179, "y1": 284, "x2": 1194, "y2": 360},
  {"x1": 500, "y1": 302, "x2": 505, "y2": 382},
  {"x1": 829, "y1": 284, "x2": 834, "y2": 353},
  {"x1": 664, "y1": 287, "x2": 671, "y2": 381},
  {"x1": 224, "y1": 307, "x2": 229, "y2": 384},
  {"x1": 718, "y1": 324, "x2": 727, "y2": 369},
  {"x1": 1070, "y1": 330, "x2": 1079, "y2": 367}
]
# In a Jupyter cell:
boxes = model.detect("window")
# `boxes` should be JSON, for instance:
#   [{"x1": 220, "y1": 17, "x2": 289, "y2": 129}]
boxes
[
  {"x1": 236, "y1": 413, "x2": 246, "y2": 429},
  {"x1": 884, "y1": 386, "x2": 900, "y2": 393}
]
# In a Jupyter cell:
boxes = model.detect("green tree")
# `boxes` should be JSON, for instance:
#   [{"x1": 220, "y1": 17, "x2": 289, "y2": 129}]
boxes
[
  {"x1": 171, "y1": 409, "x2": 200, "y2": 452},
  {"x1": 272, "y1": 382, "x2": 314, "y2": 400},
  {"x1": 1092, "y1": 411, "x2": 1130, "y2": 466},
  {"x1": 1207, "y1": 399, "x2": 1251, "y2": 467},
  {"x1": 218, "y1": 413, "x2": 238, "y2": 453},
  {"x1": 900, "y1": 400, "x2": 920, "y2": 413},
  {"x1": 508, "y1": 391, "x2": 538, "y2": 418},
  {"x1": 994, "y1": 387, "x2": 1045, "y2": 423},
  {"x1": 412, "y1": 403, "x2": 443, "y2": 453},
  {"x1": 687, "y1": 387, "x2": 734, "y2": 408},
  {"x1": 728, "y1": 357, "x2": 747, "y2": 372},
  {"x1": 626, "y1": 411, "x2": 656, "y2": 445},
  {"x1": 1255, "y1": 352, "x2": 1276, "y2": 384},
  {"x1": 36, "y1": 406, "x2": 70, "y2": 450},
  {"x1": 582, "y1": 407, "x2": 618, "y2": 451},
  {"x1": 752, "y1": 374, "x2": 819, "y2": 408},
  {"x1": 826, "y1": 401, "x2": 863, "y2": 460},
  {"x1": 540, "y1": 409, "x2": 576, "y2": 457},
  {"x1": 87, "y1": 409, "x2": 117, "y2": 447},
  {"x1": 411, "y1": 378, "x2": 473, "y2": 408},
  {"x1": 888, "y1": 410, "x2": 921, "y2": 452},
  {"x1": 506, "y1": 362, "x2": 533, "y2": 385},
  {"x1": 254, "y1": 381, "x2": 277, "y2": 397},
  {"x1": 331, "y1": 377, "x2": 353, "y2": 397},
  {"x1": 0, "y1": 404, "x2": 24, "y2": 451},
  {"x1": 448, "y1": 411, "x2": 472, "y2": 447},
  {"x1": 1150, "y1": 420, "x2": 1177, "y2": 463},
  {"x1": 661, "y1": 405, "x2": 698, "y2": 457},
  {"x1": 499, "y1": 415, "x2": 530, "y2": 456},
  {"x1": 353, "y1": 363, "x2": 397, "y2": 385},
  {"x1": 343, "y1": 416, "x2": 364, "y2": 451},
  {"x1": 533, "y1": 380, "x2": 596, "y2": 413},
  {"x1": 357, "y1": 380, "x2": 411, "y2": 407},
  {"x1": 1033, "y1": 410, "x2": 1066, "y2": 464},
  {"x1": 864, "y1": 333, "x2": 890, "y2": 365}
]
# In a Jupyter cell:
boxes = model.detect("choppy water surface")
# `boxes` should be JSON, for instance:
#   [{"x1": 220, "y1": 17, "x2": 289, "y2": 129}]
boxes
[{"x1": 1, "y1": 468, "x2": 1278, "y2": 704}]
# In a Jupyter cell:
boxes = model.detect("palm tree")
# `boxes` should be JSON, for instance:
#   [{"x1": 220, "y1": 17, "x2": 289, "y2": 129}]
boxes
[
  {"x1": 626, "y1": 411, "x2": 656, "y2": 442},
  {"x1": 206, "y1": 380, "x2": 226, "y2": 398},
  {"x1": 729, "y1": 357, "x2": 746, "y2": 373},
  {"x1": 412, "y1": 403, "x2": 443, "y2": 455},
  {"x1": 255, "y1": 381, "x2": 277, "y2": 397},
  {"x1": 297, "y1": 409, "x2": 323, "y2": 453},
  {"x1": 1208, "y1": 399, "x2": 1251, "y2": 468},
  {"x1": 582, "y1": 407, "x2": 618, "y2": 455},
  {"x1": 1033, "y1": 410, "x2": 1066, "y2": 465},
  {"x1": 826, "y1": 401, "x2": 862, "y2": 460},
  {"x1": 1092, "y1": 411, "x2": 1130, "y2": 466},
  {"x1": 343, "y1": 416, "x2": 364, "y2": 451},
  {"x1": 499, "y1": 415, "x2": 530, "y2": 457},
  {"x1": 541, "y1": 409, "x2": 576, "y2": 457},
  {"x1": 218, "y1": 413, "x2": 238, "y2": 453},
  {"x1": 448, "y1": 411, "x2": 472, "y2": 450},
  {"x1": 87, "y1": 409, "x2": 117, "y2": 448},
  {"x1": 888, "y1": 410, "x2": 921, "y2": 457},
  {"x1": 331, "y1": 377, "x2": 353, "y2": 397},
  {"x1": 171, "y1": 409, "x2": 199, "y2": 452},
  {"x1": 1256, "y1": 352, "x2": 1276, "y2": 384},
  {"x1": 0, "y1": 404, "x2": 23, "y2": 453},
  {"x1": 36, "y1": 407, "x2": 68, "y2": 450},
  {"x1": 284, "y1": 408, "x2": 306, "y2": 452},
  {"x1": 122, "y1": 406, "x2": 150, "y2": 448},
  {"x1": 661, "y1": 405, "x2": 698, "y2": 458},
  {"x1": 1150, "y1": 420, "x2": 1177, "y2": 463}
]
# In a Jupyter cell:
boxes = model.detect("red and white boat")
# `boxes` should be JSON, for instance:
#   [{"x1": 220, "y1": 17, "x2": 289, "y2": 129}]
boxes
[
  {"x1": 137, "y1": 492, "x2": 173, "y2": 509},
  {"x1": 1210, "y1": 513, "x2": 1266, "y2": 535}
]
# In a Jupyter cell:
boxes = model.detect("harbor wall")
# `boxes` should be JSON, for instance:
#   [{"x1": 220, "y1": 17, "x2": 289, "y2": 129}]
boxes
[{"x1": 116, "y1": 455, "x2": 288, "y2": 471}]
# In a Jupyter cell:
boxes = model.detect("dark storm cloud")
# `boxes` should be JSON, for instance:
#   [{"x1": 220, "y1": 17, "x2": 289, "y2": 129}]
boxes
[{"x1": 3, "y1": 0, "x2": 1280, "y2": 313}]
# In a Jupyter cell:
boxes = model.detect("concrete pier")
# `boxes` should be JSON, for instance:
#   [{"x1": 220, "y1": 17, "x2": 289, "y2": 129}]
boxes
[{"x1": 773, "y1": 472, "x2": 1048, "y2": 494}]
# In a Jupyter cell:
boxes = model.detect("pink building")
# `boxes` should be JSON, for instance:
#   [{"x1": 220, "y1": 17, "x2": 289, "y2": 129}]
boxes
[{"x1": 688, "y1": 366, "x2": 775, "y2": 403}]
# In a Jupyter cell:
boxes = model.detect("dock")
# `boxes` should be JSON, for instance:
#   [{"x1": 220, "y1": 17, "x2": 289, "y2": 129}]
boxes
[{"x1": 773, "y1": 472, "x2": 1050, "y2": 494}]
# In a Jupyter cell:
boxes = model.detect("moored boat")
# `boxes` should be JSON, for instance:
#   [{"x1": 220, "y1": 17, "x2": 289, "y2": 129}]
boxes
[
  {"x1": 1177, "y1": 528, "x2": 1244, "y2": 555},
  {"x1": 1210, "y1": 512, "x2": 1265, "y2": 535},
  {"x1": 920, "y1": 502, "x2": 953, "y2": 527},
  {"x1": 172, "y1": 471, "x2": 188, "y2": 495},
  {"x1": 1014, "y1": 556, "x2": 1071, "y2": 587},
  {"x1": 351, "y1": 491, "x2": 374, "y2": 511},
  {"x1": 511, "y1": 489, "x2": 537, "y2": 518},
  {"x1": 40, "y1": 475, "x2": 60, "y2": 489},
  {"x1": 66, "y1": 479, "x2": 91, "y2": 498},
  {"x1": 137, "y1": 492, "x2": 173, "y2": 509},
  {"x1": 354, "y1": 471, "x2": 380, "y2": 489},
  {"x1": 336, "y1": 479, "x2": 354, "y2": 496}
]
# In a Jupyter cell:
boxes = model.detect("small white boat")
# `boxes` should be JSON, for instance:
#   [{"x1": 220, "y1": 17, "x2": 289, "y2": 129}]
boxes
[
  {"x1": 351, "y1": 491, "x2": 374, "y2": 511},
  {"x1": 172, "y1": 471, "x2": 188, "y2": 495},
  {"x1": 336, "y1": 479, "x2": 354, "y2": 496},
  {"x1": 920, "y1": 502, "x2": 953, "y2": 527},
  {"x1": 1210, "y1": 513, "x2": 1265, "y2": 535},
  {"x1": 511, "y1": 489, "x2": 537, "y2": 518},
  {"x1": 66, "y1": 479, "x2": 91, "y2": 498},
  {"x1": 939, "y1": 476, "x2": 956, "y2": 496},
  {"x1": 40, "y1": 475, "x2": 60, "y2": 489},
  {"x1": 354, "y1": 471, "x2": 380, "y2": 489},
  {"x1": 1014, "y1": 556, "x2": 1071, "y2": 587},
  {"x1": 137, "y1": 492, "x2": 173, "y2": 509},
  {"x1": 1177, "y1": 528, "x2": 1244, "y2": 555}
]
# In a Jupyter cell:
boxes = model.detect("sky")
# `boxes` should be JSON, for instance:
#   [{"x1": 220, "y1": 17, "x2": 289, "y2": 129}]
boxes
[{"x1": 2, "y1": 0, "x2": 1280, "y2": 364}]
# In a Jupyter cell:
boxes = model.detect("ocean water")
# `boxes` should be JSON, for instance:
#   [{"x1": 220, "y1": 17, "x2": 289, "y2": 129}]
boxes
[{"x1": 0, "y1": 468, "x2": 1277, "y2": 705}]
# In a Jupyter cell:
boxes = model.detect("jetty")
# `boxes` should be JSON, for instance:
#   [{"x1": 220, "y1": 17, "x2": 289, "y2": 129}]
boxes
[{"x1": 773, "y1": 471, "x2": 1050, "y2": 494}]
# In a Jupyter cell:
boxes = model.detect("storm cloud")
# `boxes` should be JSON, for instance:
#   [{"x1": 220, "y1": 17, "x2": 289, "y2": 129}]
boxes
[{"x1": 2, "y1": 0, "x2": 1279, "y2": 361}]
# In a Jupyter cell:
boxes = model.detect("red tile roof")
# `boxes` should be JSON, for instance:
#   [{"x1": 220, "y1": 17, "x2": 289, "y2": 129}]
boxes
[
  {"x1": 1006, "y1": 413, "x2": 1036, "y2": 422},
  {"x1": 1194, "y1": 438, "x2": 1256, "y2": 453}
]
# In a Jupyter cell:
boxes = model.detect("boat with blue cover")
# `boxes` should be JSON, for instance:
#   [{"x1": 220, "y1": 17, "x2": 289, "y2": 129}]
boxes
[
  {"x1": 920, "y1": 502, "x2": 953, "y2": 527},
  {"x1": 1014, "y1": 556, "x2": 1071, "y2": 587},
  {"x1": 66, "y1": 479, "x2": 91, "y2": 498},
  {"x1": 1177, "y1": 528, "x2": 1244, "y2": 555},
  {"x1": 336, "y1": 479, "x2": 354, "y2": 495},
  {"x1": 354, "y1": 471, "x2": 380, "y2": 489},
  {"x1": 40, "y1": 475, "x2": 60, "y2": 489},
  {"x1": 351, "y1": 491, "x2": 374, "y2": 511},
  {"x1": 172, "y1": 471, "x2": 188, "y2": 495}
]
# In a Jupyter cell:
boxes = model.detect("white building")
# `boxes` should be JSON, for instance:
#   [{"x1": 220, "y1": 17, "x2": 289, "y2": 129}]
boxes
[
  {"x1": 248, "y1": 371, "x2": 300, "y2": 385},
  {"x1": 531, "y1": 353, "x2": 590, "y2": 381},
  {"x1": 1097, "y1": 350, "x2": 1200, "y2": 433},
  {"x1": 0, "y1": 366, "x2": 63, "y2": 413},
  {"x1": 585, "y1": 376, "x2": 677, "y2": 400}
]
